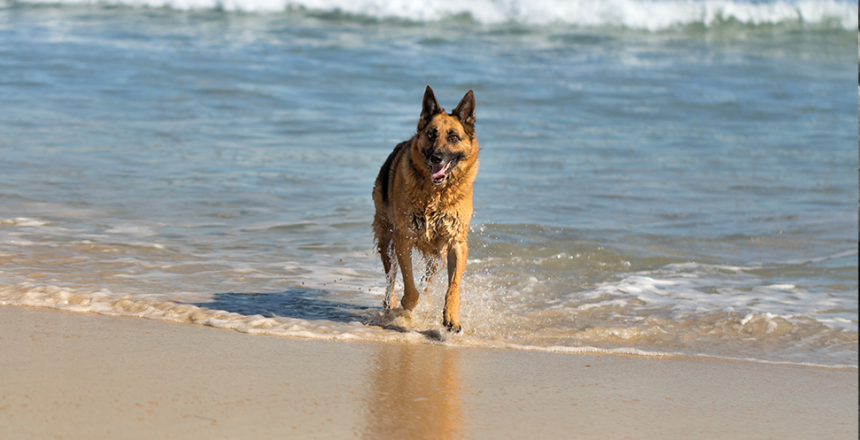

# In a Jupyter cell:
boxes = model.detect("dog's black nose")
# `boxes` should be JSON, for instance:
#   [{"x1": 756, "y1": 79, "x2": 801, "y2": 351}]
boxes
[{"x1": 430, "y1": 153, "x2": 444, "y2": 164}]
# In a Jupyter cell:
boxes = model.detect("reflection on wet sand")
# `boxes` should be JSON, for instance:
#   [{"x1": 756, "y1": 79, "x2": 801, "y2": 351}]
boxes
[{"x1": 362, "y1": 342, "x2": 463, "y2": 439}]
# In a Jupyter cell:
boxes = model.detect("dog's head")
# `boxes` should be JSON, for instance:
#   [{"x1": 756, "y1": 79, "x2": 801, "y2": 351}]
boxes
[{"x1": 413, "y1": 86, "x2": 477, "y2": 186}]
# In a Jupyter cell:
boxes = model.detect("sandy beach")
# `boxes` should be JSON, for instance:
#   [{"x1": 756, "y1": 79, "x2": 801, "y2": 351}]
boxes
[
  {"x1": 0, "y1": 305, "x2": 856, "y2": 439},
  {"x1": 1, "y1": 2, "x2": 856, "y2": 438}
]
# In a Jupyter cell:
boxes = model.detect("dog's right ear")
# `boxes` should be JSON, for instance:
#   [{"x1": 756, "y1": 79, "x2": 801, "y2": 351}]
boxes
[{"x1": 418, "y1": 85, "x2": 443, "y2": 131}]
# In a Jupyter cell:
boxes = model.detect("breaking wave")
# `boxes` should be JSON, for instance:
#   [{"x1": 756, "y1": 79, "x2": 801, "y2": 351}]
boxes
[{"x1": 6, "y1": 0, "x2": 858, "y2": 30}]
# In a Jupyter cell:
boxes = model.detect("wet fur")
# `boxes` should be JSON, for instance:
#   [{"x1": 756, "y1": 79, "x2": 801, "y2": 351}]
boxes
[{"x1": 372, "y1": 86, "x2": 479, "y2": 332}]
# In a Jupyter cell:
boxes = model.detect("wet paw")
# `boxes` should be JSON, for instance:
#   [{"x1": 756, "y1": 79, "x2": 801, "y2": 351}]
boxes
[{"x1": 444, "y1": 320, "x2": 461, "y2": 333}]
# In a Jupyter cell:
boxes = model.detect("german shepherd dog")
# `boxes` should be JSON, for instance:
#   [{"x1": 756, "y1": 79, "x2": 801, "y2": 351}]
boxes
[{"x1": 372, "y1": 86, "x2": 478, "y2": 332}]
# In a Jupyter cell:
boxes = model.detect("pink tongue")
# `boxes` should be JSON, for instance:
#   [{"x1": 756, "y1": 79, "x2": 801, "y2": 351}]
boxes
[{"x1": 431, "y1": 163, "x2": 449, "y2": 181}]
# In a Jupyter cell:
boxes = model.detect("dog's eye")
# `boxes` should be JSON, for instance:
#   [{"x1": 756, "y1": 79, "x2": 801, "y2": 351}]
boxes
[
  {"x1": 449, "y1": 134, "x2": 460, "y2": 143},
  {"x1": 427, "y1": 131, "x2": 436, "y2": 141}
]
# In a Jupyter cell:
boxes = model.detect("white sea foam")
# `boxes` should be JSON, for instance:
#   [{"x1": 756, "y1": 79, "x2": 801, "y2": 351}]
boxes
[
  {"x1": 2, "y1": 282, "x2": 853, "y2": 368},
  {"x1": 1, "y1": 279, "x2": 856, "y2": 367},
  {"x1": 8, "y1": 0, "x2": 857, "y2": 30},
  {"x1": 0, "y1": 282, "x2": 384, "y2": 340},
  {"x1": 763, "y1": 284, "x2": 795, "y2": 290},
  {"x1": 567, "y1": 262, "x2": 858, "y2": 332},
  {"x1": 0, "y1": 217, "x2": 49, "y2": 227}
]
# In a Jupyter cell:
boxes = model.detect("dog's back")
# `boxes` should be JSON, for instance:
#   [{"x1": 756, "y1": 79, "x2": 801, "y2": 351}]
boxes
[{"x1": 374, "y1": 140, "x2": 409, "y2": 210}]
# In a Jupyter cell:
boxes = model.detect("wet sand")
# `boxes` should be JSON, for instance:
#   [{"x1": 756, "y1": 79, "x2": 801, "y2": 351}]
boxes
[{"x1": 0, "y1": 305, "x2": 856, "y2": 439}]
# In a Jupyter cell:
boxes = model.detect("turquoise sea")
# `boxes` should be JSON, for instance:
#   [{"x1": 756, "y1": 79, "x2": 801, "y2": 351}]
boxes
[{"x1": 0, "y1": 0, "x2": 857, "y2": 367}]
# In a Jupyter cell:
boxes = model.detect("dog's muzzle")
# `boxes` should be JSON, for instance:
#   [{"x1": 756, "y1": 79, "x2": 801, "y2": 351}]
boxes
[{"x1": 427, "y1": 151, "x2": 460, "y2": 185}]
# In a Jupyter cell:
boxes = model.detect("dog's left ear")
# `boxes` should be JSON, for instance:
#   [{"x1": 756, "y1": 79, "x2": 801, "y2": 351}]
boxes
[{"x1": 452, "y1": 90, "x2": 476, "y2": 126}]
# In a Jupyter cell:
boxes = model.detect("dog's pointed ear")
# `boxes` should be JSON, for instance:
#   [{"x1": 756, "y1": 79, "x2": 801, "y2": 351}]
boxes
[
  {"x1": 421, "y1": 85, "x2": 443, "y2": 120},
  {"x1": 418, "y1": 85, "x2": 443, "y2": 131},
  {"x1": 452, "y1": 90, "x2": 476, "y2": 126}
]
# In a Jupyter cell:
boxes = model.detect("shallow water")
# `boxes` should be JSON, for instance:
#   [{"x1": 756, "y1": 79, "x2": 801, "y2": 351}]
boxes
[{"x1": 0, "y1": 0, "x2": 857, "y2": 367}]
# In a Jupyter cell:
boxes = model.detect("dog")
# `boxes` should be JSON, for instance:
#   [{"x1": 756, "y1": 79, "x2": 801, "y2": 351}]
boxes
[{"x1": 372, "y1": 86, "x2": 479, "y2": 332}]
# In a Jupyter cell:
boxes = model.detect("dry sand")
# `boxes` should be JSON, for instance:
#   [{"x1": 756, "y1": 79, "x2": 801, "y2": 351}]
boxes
[{"x1": 0, "y1": 305, "x2": 856, "y2": 439}]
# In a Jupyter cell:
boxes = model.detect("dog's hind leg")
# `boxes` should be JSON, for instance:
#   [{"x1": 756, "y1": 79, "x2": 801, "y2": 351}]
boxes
[
  {"x1": 379, "y1": 237, "x2": 398, "y2": 311},
  {"x1": 443, "y1": 240, "x2": 468, "y2": 332},
  {"x1": 394, "y1": 238, "x2": 420, "y2": 311}
]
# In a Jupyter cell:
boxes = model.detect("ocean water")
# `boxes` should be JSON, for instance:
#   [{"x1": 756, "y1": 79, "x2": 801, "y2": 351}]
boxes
[{"x1": 0, "y1": 0, "x2": 856, "y2": 367}]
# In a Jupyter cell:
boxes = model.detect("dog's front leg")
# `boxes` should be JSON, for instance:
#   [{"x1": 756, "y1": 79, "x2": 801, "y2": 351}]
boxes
[
  {"x1": 443, "y1": 240, "x2": 467, "y2": 332},
  {"x1": 395, "y1": 238, "x2": 420, "y2": 311}
]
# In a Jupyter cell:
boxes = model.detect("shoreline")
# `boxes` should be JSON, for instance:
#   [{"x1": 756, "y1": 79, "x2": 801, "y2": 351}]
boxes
[
  {"x1": 1, "y1": 305, "x2": 857, "y2": 439},
  {"x1": 3, "y1": 284, "x2": 856, "y2": 369}
]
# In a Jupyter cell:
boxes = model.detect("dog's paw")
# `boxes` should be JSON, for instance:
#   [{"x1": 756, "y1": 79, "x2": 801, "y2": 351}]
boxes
[{"x1": 443, "y1": 320, "x2": 462, "y2": 333}]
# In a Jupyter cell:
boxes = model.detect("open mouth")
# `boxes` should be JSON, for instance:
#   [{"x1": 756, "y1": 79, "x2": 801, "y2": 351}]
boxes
[{"x1": 430, "y1": 160, "x2": 455, "y2": 185}]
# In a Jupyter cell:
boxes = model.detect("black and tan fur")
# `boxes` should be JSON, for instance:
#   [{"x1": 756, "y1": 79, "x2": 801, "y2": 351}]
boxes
[{"x1": 372, "y1": 86, "x2": 479, "y2": 332}]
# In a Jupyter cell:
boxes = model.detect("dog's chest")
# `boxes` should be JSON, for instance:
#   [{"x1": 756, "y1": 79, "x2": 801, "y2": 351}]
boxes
[{"x1": 410, "y1": 208, "x2": 459, "y2": 246}]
